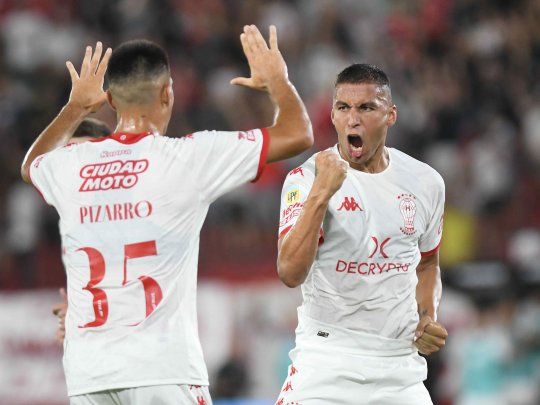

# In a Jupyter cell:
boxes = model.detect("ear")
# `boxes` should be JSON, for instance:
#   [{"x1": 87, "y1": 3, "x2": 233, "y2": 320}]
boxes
[
  {"x1": 106, "y1": 90, "x2": 116, "y2": 111},
  {"x1": 330, "y1": 105, "x2": 336, "y2": 126},
  {"x1": 387, "y1": 105, "x2": 397, "y2": 127},
  {"x1": 161, "y1": 79, "x2": 173, "y2": 106}
]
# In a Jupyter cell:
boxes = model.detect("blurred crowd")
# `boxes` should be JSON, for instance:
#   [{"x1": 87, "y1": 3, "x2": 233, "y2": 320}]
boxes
[{"x1": 0, "y1": 0, "x2": 539, "y2": 403}]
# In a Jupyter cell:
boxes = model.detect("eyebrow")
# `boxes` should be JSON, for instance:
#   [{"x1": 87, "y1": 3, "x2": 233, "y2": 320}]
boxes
[{"x1": 334, "y1": 100, "x2": 380, "y2": 108}]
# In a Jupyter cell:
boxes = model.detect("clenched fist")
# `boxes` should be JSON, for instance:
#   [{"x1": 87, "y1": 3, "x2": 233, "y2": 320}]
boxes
[
  {"x1": 314, "y1": 150, "x2": 348, "y2": 197},
  {"x1": 414, "y1": 315, "x2": 448, "y2": 355}
]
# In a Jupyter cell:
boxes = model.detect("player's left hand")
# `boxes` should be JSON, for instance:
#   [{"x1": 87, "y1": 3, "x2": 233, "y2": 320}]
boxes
[
  {"x1": 65, "y1": 41, "x2": 112, "y2": 113},
  {"x1": 230, "y1": 25, "x2": 287, "y2": 91},
  {"x1": 414, "y1": 315, "x2": 447, "y2": 355},
  {"x1": 52, "y1": 288, "x2": 68, "y2": 345}
]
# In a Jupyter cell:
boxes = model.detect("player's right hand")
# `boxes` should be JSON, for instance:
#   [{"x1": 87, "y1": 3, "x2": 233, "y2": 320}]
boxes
[
  {"x1": 230, "y1": 25, "x2": 288, "y2": 91},
  {"x1": 52, "y1": 288, "x2": 68, "y2": 345},
  {"x1": 65, "y1": 41, "x2": 112, "y2": 113},
  {"x1": 314, "y1": 150, "x2": 348, "y2": 197}
]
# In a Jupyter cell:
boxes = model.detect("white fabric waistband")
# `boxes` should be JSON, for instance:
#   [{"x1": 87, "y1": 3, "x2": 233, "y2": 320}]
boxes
[{"x1": 295, "y1": 312, "x2": 416, "y2": 357}]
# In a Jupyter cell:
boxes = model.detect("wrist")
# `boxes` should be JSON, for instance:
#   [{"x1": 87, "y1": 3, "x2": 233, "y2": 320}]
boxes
[
  {"x1": 418, "y1": 306, "x2": 436, "y2": 320},
  {"x1": 64, "y1": 101, "x2": 92, "y2": 118},
  {"x1": 266, "y1": 76, "x2": 291, "y2": 93},
  {"x1": 309, "y1": 184, "x2": 334, "y2": 205}
]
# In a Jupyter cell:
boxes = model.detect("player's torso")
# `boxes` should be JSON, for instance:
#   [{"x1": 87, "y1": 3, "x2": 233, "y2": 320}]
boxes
[{"x1": 301, "y1": 148, "x2": 432, "y2": 336}]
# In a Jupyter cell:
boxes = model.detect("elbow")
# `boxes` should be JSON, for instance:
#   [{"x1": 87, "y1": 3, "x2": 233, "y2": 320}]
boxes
[
  {"x1": 286, "y1": 121, "x2": 313, "y2": 158},
  {"x1": 279, "y1": 116, "x2": 314, "y2": 152},
  {"x1": 278, "y1": 272, "x2": 303, "y2": 288},
  {"x1": 297, "y1": 119, "x2": 314, "y2": 151},
  {"x1": 277, "y1": 259, "x2": 305, "y2": 288}
]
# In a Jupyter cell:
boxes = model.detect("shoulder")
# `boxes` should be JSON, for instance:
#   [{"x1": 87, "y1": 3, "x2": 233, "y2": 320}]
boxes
[
  {"x1": 283, "y1": 153, "x2": 317, "y2": 184},
  {"x1": 35, "y1": 143, "x2": 78, "y2": 165},
  {"x1": 149, "y1": 134, "x2": 196, "y2": 154},
  {"x1": 390, "y1": 148, "x2": 444, "y2": 191}
]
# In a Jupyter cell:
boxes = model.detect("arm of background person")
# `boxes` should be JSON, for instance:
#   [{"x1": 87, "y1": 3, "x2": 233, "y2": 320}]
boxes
[
  {"x1": 52, "y1": 288, "x2": 68, "y2": 345},
  {"x1": 21, "y1": 42, "x2": 111, "y2": 183},
  {"x1": 277, "y1": 151, "x2": 347, "y2": 287},
  {"x1": 231, "y1": 25, "x2": 313, "y2": 163}
]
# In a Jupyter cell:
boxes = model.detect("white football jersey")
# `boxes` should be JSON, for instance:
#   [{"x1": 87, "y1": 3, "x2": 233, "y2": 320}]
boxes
[
  {"x1": 279, "y1": 145, "x2": 445, "y2": 340},
  {"x1": 30, "y1": 128, "x2": 269, "y2": 396}
]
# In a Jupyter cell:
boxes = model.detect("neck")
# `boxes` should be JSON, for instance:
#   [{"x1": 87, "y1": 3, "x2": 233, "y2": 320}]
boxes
[{"x1": 114, "y1": 110, "x2": 165, "y2": 135}]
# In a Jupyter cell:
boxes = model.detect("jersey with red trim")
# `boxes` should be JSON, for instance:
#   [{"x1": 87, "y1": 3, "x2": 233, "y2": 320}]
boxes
[
  {"x1": 29, "y1": 128, "x2": 268, "y2": 396},
  {"x1": 278, "y1": 145, "x2": 445, "y2": 340}
]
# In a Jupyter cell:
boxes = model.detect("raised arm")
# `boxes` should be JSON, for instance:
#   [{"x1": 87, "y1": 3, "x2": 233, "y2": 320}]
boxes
[
  {"x1": 277, "y1": 151, "x2": 347, "y2": 287},
  {"x1": 21, "y1": 42, "x2": 111, "y2": 183},
  {"x1": 231, "y1": 25, "x2": 313, "y2": 162}
]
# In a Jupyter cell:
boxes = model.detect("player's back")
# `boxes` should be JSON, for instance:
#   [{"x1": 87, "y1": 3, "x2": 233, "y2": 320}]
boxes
[{"x1": 30, "y1": 129, "x2": 268, "y2": 395}]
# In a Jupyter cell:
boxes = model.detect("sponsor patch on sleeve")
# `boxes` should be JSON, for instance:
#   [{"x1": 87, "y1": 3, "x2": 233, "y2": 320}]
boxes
[
  {"x1": 285, "y1": 187, "x2": 301, "y2": 206},
  {"x1": 279, "y1": 202, "x2": 304, "y2": 227}
]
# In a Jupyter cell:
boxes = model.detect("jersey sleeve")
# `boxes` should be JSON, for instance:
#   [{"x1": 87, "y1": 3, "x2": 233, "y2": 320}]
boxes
[
  {"x1": 278, "y1": 166, "x2": 324, "y2": 243},
  {"x1": 418, "y1": 173, "x2": 445, "y2": 257},
  {"x1": 28, "y1": 149, "x2": 66, "y2": 206},
  {"x1": 190, "y1": 128, "x2": 269, "y2": 202}
]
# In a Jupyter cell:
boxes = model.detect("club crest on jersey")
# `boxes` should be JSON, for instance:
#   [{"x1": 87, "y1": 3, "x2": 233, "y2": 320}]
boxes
[
  {"x1": 79, "y1": 159, "x2": 149, "y2": 192},
  {"x1": 397, "y1": 193, "x2": 417, "y2": 235},
  {"x1": 285, "y1": 187, "x2": 301, "y2": 206}
]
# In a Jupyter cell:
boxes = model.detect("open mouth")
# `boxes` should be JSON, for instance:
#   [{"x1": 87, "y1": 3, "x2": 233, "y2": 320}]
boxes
[{"x1": 347, "y1": 135, "x2": 363, "y2": 158}]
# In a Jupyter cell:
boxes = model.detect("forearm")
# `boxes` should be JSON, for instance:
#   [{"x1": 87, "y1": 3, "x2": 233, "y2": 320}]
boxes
[
  {"x1": 277, "y1": 185, "x2": 330, "y2": 287},
  {"x1": 21, "y1": 102, "x2": 88, "y2": 183},
  {"x1": 416, "y1": 263, "x2": 442, "y2": 320},
  {"x1": 266, "y1": 78, "x2": 313, "y2": 162}
]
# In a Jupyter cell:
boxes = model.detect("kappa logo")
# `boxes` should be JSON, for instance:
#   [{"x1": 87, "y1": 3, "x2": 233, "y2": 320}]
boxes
[
  {"x1": 79, "y1": 159, "x2": 149, "y2": 192},
  {"x1": 289, "y1": 364, "x2": 297, "y2": 376},
  {"x1": 283, "y1": 381, "x2": 293, "y2": 392},
  {"x1": 288, "y1": 167, "x2": 304, "y2": 177},
  {"x1": 196, "y1": 397, "x2": 207, "y2": 405},
  {"x1": 238, "y1": 130, "x2": 256, "y2": 142},
  {"x1": 337, "y1": 197, "x2": 363, "y2": 212}
]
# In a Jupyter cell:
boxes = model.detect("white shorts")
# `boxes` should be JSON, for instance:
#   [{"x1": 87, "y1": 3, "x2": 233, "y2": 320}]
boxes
[
  {"x1": 70, "y1": 384, "x2": 212, "y2": 405},
  {"x1": 275, "y1": 315, "x2": 432, "y2": 405}
]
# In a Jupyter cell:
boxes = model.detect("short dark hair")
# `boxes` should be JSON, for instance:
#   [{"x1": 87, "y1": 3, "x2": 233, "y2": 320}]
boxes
[
  {"x1": 335, "y1": 64, "x2": 390, "y2": 88},
  {"x1": 73, "y1": 118, "x2": 111, "y2": 139},
  {"x1": 107, "y1": 39, "x2": 169, "y2": 86}
]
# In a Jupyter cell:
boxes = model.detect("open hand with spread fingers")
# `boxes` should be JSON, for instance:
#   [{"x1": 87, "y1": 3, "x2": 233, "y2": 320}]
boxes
[
  {"x1": 66, "y1": 41, "x2": 112, "y2": 114},
  {"x1": 414, "y1": 315, "x2": 448, "y2": 355},
  {"x1": 230, "y1": 25, "x2": 288, "y2": 92}
]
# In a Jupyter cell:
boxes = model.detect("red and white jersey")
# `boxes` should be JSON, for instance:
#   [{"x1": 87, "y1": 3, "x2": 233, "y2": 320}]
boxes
[
  {"x1": 30, "y1": 128, "x2": 269, "y2": 396},
  {"x1": 278, "y1": 145, "x2": 445, "y2": 340}
]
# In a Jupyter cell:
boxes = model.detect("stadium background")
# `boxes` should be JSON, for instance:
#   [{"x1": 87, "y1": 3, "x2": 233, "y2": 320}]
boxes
[{"x1": 0, "y1": 0, "x2": 539, "y2": 404}]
